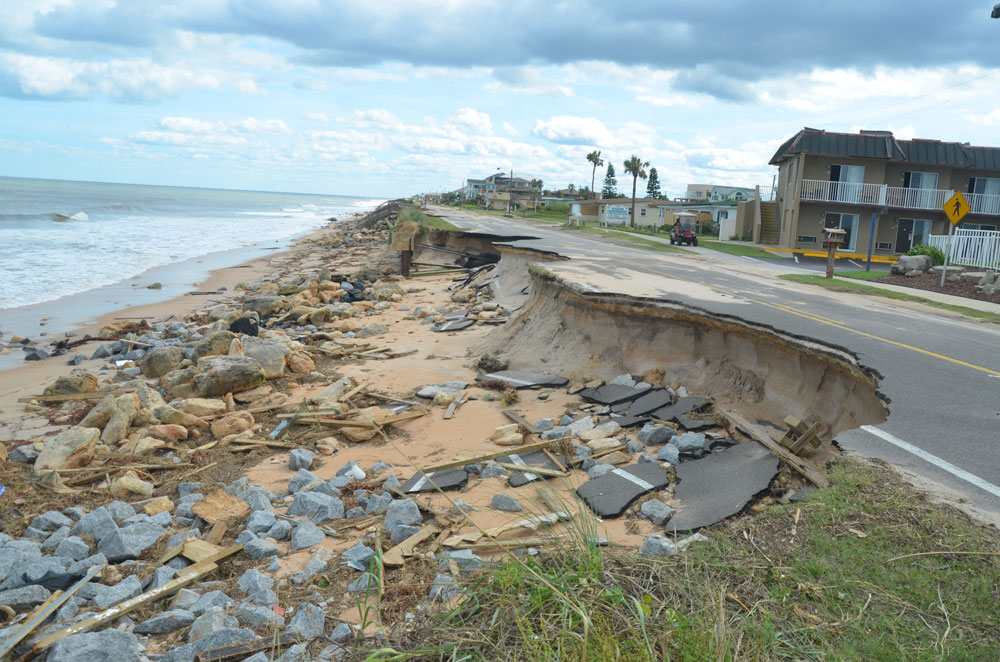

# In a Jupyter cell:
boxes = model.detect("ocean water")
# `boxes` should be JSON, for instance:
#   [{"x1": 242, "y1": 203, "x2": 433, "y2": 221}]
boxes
[{"x1": 0, "y1": 177, "x2": 382, "y2": 310}]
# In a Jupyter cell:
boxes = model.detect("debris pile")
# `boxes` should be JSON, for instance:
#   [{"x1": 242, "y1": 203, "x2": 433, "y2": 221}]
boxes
[{"x1": 0, "y1": 216, "x2": 830, "y2": 660}]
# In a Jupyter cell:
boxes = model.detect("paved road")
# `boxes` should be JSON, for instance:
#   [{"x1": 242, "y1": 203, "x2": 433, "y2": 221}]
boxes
[{"x1": 431, "y1": 207, "x2": 1000, "y2": 521}]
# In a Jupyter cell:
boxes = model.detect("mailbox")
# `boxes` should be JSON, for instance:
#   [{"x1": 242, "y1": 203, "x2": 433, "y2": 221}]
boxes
[{"x1": 822, "y1": 227, "x2": 846, "y2": 250}]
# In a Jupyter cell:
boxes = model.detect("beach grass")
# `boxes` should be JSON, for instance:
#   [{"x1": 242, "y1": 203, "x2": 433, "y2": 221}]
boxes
[
  {"x1": 378, "y1": 456, "x2": 1000, "y2": 661},
  {"x1": 779, "y1": 273, "x2": 1000, "y2": 322},
  {"x1": 399, "y1": 206, "x2": 463, "y2": 232}
]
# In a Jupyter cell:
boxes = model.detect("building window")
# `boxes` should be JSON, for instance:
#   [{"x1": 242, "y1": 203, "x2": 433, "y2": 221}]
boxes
[
  {"x1": 797, "y1": 235, "x2": 818, "y2": 244},
  {"x1": 640, "y1": 208, "x2": 646, "y2": 216},
  {"x1": 876, "y1": 242, "x2": 893, "y2": 251},
  {"x1": 823, "y1": 212, "x2": 859, "y2": 251}
]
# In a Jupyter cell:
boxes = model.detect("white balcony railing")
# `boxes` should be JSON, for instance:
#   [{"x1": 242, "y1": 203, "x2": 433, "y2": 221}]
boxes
[
  {"x1": 799, "y1": 179, "x2": 1000, "y2": 215},
  {"x1": 928, "y1": 229, "x2": 1000, "y2": 269}
]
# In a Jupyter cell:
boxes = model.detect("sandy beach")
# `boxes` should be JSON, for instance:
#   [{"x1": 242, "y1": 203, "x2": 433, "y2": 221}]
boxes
[{"x1": 0, "y1": 220, "x2": 350, "y2": 416}]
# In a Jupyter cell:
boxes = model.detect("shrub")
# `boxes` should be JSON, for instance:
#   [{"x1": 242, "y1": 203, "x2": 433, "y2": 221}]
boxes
[{"x1": 905, "y1": 243, "x2": 945, "y2": 266}]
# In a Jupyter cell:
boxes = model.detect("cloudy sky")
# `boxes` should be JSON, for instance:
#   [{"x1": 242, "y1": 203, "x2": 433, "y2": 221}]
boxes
[{"x1": 3, "y1": 1, "x2": 1000, "y2": 198}]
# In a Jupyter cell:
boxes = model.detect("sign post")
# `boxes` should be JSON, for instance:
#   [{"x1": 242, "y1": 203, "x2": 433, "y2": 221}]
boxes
[{"x1": 940, "y1": 191, "x2": 970, "y2": 287}]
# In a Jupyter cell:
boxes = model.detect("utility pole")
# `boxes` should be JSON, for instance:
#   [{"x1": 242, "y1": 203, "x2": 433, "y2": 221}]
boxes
[{"x1": 507, "y1": 167, "x2": 513, "y2": 216}]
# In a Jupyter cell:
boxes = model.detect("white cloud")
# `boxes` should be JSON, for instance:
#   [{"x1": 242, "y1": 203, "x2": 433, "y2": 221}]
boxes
[
  {"x1": 235, "y1": 78, "x2": 264, "y2": 94},
  {"x1": 300, "y1": 110, "x2": 329, "y2": 121},
  {"x1": 294, "y1": 78, "x2": 327, "y2": 90},
  {"x1": 532, "y1": 116, "x2": 612, "y2": 146},
  {"x1": 502, "y1": 121, "x2": 519, "y2": 136},
  {"x1": 232, "y1": 117, "x2": 290, "y2": 133},
  {"x1": 487, "y1": 67, "x2": 572, "y2": 97},
  {"x1": 449, "y1": 107, "x2": 492, "y2": 135}
]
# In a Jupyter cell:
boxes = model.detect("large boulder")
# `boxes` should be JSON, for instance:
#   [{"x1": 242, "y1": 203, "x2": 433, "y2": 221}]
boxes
[
  {"x1": 191, "y1": 330, "x2": 237, "y2": 361},
  {"x1": 194, "y1": 356, "x2": 266, "y2": 396},
  {"x1": 244, "y1": 295, "x2": 287, "y2": 315},
  {"x1": 140, "y1": 346, "x2": 186, "y2": 378},
  {"x1": 101, "y1": 393, "x2": 140, "y2": 444},
  {"x1": 43, "y1": 369, "x2": 98, "y2": 396},
  {"x1": 46, "y1": 629, "x2": 139, "y2": 662},
  {"x1": 890, "y1": 254, "x2": 932, "y2": 275},
  {"x1": 35, "y1": 427, "x2": 100, "y2": 472},
  {"x1": 240, "y1": 337, "x2": 290, "y2": 379},
  {"x1": 174, "y1": 398, "x2": 227, "y2": 418}
]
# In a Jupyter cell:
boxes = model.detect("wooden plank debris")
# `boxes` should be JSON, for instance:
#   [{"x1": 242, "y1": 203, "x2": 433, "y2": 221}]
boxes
[
  {"x1": 0, "y1": 564, "x2": 104, "y2": 658},
  {"x1": 720, "y1": 409, "x2": 829, "y2": 488},
  {"x1": 502, "y1": 409, "x2": 539, "y2": 434},
  {"x1": 17, "y1": 390, "x2": 123, "y2": 404},
  {"x1": 190, "y1": 489, "x2": 250, "y2": 525},
  {"x1": 382, "y1": 524, "x2": 440, "y2": 567},
  {"x1": 19, "y1": 547, "x2": 240, "y2": 661},
  {"x1": 494, "y1": 462, "x2": 567, "y2": 478},
  {"x1": 419, "y1": 438, "x2": 563, "y2": 474}
]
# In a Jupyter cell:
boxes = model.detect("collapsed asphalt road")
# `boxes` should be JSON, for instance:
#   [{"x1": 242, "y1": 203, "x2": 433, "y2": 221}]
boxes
[{"x1": 429, "y1": 206, "x2": 1000, "y2": 524}]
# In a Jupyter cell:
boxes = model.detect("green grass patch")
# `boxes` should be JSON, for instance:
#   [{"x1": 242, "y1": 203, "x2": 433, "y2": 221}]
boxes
[
  {"x1": 397, "y1": 206, "x2": 463, "y2": 232},
  {"x1": 779, "y1": 274, "x2": 1000, "y2": 322},
  {"x1": 379, "y1": 457, "x2": 1000, "y2": 661},
  {"x1": 834, "y1": 270, "x2": 889, "y2": 282},
  {"x1": 700, "y1": 240, "x2": 776, "y2": 259}
]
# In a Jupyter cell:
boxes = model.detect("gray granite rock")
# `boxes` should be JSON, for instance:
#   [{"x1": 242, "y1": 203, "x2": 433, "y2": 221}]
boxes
[
  {"x1": 639, "y1": 534, "x2": 677, "y2": 557},
  {"x1": 284, "y1": 602, "x2": 324, "y2": 639},
  {"x1": 150, "y1": 566, "x2": 177, "y2": 590},
  {"x1": 288, "y1": 468, "x2": 321, "y2": 494},
  {"x1": 70, "y1": 507, "x2": 119, "y2": 543},
  {"x1": 671, "y1": 432, "x2": 707, "y2": 453},
  {"x1": 336, "y1": 460, "x2": 365, "y2": 481},
  {"x1": 106, "y1": 501, "x2": 136, "y2": 521},
  {"x1": 242, "y1": 534, "x2": 278, "y2": 560},
  {"x1": 188, "y1": 606, "x2": 228, "y2": 643},
  {"x1": 491, "y1": 494, "x2": 522, "y2": 512},
  {"x1": 265, "y1": 519, "x2": 293, "y2": 541},
  {"x1": 390, "y1": 524, "x2": 421, "y2": 545},
  {"x1": 587, "y1": 463, "x2": 615, "y2": 479},
  {"x1": 236, "y1": 602, "x2": 284, "y2": 628},
  {"x1": 93, "y1": 575, "x2": 142, "y2": 609},
  {"x1": 290, "y1": 520, "x2": 326, "y2": 550},
  {"x1": 288, "y1": 448, "x2": 314, "y2": 471},
  {"x1": 41, "y1": 526, "x2": 71, "y2": 551},
  {"x1": 0, "y1": 584, "x2": 51, "y2": 611},
  {"x1": 346, "y1": 572, "x2": 379, "y2": 593},
  {"x1": 135, "y1": 609, "x2": 196, "y2": 634},
  {"x1": 429, "y1": 573, "x2": 458, "y2": 602},
  {"x1": 416, "y1": 381, "x2": 467, "y2": 399},
  {"x1": 97, "y1": 523, "x2": 164, "y2": 562},
  {"x1": 54, "y1": 535, "x2": 91, "y2": 562},
  {"x1": 31, "y1": 510, "x2": 74, "y2": 533},
  {"x1": 190, "y1": 589, "x2": 235, "y2": 615},
  {"x1": 639, "y1": 500, "x2": 676, "y2": 526},
  {"x1": 245, "y1": 509, "x2": 276, "y2": 535},
  {"x1": 288, "y1": 491, "x2": 344, "y2": 523},
  {"x1": 364, "y1": 492, "x2": 392, "y2": 515},
  {"x1": 244, "y1": 487, "x2": 274, "y2": 511},
  {"x1": 46, "y1": 629, "x2": 139, "y2": 662},
  {"x1": 341, "y1": 543, "x2": 376, "y2": 571},
  {"x1": 237, "y1": 569, "x2": 277, "y2": 605},
  {"x1": 638, "y1": 424, "x2": 674, "y2": 446},
  {"x1": 330, "y1": 621, "x2": 355, "y2": 643},
  {"x1": 657, "y1": 444, "x2": 680, "y2": 465}
]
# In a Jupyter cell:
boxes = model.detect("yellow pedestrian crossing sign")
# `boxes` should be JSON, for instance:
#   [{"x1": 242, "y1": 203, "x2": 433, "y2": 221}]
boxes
[{"x1": 943, "y1": 191, "x2": 970, "y2": 225}]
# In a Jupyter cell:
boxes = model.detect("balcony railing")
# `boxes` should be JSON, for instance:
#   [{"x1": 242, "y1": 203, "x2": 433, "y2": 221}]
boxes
[{"x1": 799, "y1": 179, "x2": 1000, "y2": 215}]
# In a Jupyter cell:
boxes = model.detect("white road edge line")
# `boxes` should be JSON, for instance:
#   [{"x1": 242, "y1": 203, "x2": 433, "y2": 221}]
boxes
[
  {"x1": 793, "y1": 254, "x2": 800, "y2": 263},
  {"x1": 861, "y1": 425, "x2": 1000, "y2": 499},
  {"x1": 848, "y1": 259, "x2": 863, "y2": 268}
]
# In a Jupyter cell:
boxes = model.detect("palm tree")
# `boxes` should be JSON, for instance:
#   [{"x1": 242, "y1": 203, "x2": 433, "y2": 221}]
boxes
[
  {"x1": 587, "y1": 150, "x2": 604, "y2": 199},
  {"x1": 530, "y1": 178, "x2": 543, "y2": 212},
  {"x1": 623, "y1": 155, "x2": 649, "y2": 228}
]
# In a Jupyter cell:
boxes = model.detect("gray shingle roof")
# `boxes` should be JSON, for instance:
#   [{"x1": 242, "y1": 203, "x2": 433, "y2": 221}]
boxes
[{"x1": 770, "y1": 128, "x2": 1000, "y2": 171}]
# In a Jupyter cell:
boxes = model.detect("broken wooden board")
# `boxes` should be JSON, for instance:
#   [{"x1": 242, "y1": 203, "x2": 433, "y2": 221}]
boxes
[
  {"x1": 19, "y1": 547, "x2": 240, "y2": 661},
  {"x1": 193, "y1": 632, "x2": 306, "y2": 662},
  {"x1": 381, "y1": 524, "x2": 440, "y2": 567},
  {"x1": 444, "y1": 511, "x2": 571, "y2": 547},
  {"x1": 576, "y1": 464, "x2": 670, "y2": 518},
  {"x1": 669, "y1": 441, "x2": 780, "y2": 532},
  {"x1": 190, "y1": 489, "x2": 250, "y2": 525},
  {"x1": 502, "y1": 409, "x2": 539, "y2": 434},
  {"x1": 182, "y1": 539, "x2": 225, "y2": 564},
  {"x1": 418, "y1": 438, "x2": 563, "y2": 474},
  {"x1": 720, "y1": 409, "x2": 829, "y2": 488},
  {"x1": 0, "y1": 564, "x2": 104, "y2": 658},
  {"x1": 401, "y1": 468, "x2": 469, "y2": 493}
]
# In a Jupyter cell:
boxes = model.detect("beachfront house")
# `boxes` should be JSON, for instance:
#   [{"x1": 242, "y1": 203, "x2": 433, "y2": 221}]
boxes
[{"x1": 760, "y1": 128, "x2": 1000, "y2": 263}]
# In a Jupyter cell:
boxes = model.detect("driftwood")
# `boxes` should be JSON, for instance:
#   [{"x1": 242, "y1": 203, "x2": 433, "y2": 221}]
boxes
[{"x1": 418, "y1": 438, "x2": 563, "y2": 474}]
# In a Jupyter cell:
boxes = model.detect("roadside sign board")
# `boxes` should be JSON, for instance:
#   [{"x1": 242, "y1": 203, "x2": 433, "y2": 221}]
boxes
[{"x1": 943, "y1": 191, "x2": 970, "y2": 226}]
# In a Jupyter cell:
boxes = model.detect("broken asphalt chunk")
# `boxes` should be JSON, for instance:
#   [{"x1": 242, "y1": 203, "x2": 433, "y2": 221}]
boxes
[
  {"x1": 401, "y1": 468, "x2": 469, "y2": 493},
  {"x1": 432, "y1": 319, "x2": 475, "y2": 332},
  {"x1": 624, "y1": 389, "x2": 674, "y2": 416},
  {"x1": 669, "y1": 441, "x2": 780, "y2": 532},
  {"x1": 576, "y1": 464, "x2": 670, "y2": 518},
  {"x1": 578, "y1": 383, "x2": 648, "y2": 406},
  {"x1": 650, "y1": 396, "x2": 712, "y2": 422}
]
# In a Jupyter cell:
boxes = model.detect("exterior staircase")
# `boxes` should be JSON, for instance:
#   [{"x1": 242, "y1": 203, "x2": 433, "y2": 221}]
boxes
[{"x1": 758, "y1": 201, "x2": 779, "y2": 244}]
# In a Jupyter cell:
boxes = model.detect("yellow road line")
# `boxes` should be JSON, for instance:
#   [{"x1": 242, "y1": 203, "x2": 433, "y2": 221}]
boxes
[{"x1": 622, "y1": 259, "x2": 1000, "y2": 378}]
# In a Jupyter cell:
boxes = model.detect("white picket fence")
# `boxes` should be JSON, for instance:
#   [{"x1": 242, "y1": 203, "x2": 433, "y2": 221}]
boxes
[{"x1": 927, "y1": 229, "x2": 1000, "y2": 269}]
